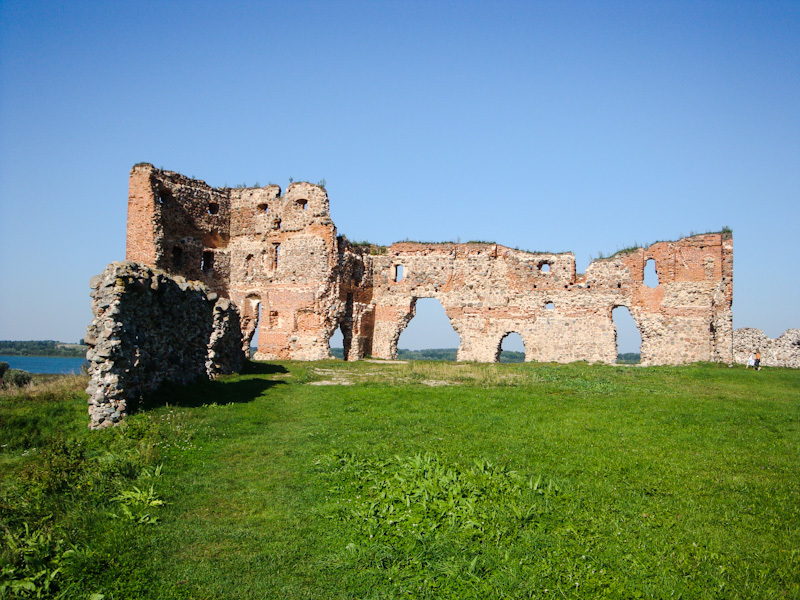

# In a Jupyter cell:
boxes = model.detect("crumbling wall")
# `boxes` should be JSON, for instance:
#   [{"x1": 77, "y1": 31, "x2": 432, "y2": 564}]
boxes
[
  {"x1": 127, "y1": 163, "x2": 232, "y2": 297},
  {"x1": 366, "y1": 235, "x2": 733, "y2": 365},
  {"x1": 85, "y1": 262, "x2": 244, "y2": 429},
  {"x1": 733, "y1": 328, "x2": 800, "y2": 369},
  {"x1": 123, "y1": 164, "x2": 737, "y2": 366}
]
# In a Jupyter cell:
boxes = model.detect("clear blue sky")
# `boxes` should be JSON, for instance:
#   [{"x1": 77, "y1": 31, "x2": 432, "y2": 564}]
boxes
[{"x1": 1, "y1": 1, "x2": 798, "y2": 354}]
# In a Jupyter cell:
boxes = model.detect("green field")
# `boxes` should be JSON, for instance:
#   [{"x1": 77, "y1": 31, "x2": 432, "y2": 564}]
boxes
[{"x1": 1, "y1": 361, "x2": 798, "y2": 599}]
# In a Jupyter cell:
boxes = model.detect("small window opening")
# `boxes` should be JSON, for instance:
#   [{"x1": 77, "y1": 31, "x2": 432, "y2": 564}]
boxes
[
  {"x1": 617, "y1": 282, "x2": 622, "y2": 289},
  {"x1": 297, "y1": 199, "x2": 308, "y2": 210},
  {"x1": 172, "y1": 246, "x2": 183, "y2": 268},
  {"x1": 207, "y1": 202, "x2": 219, "y2": 215},
  {"x1": 272, "y1": 243, "x2": 281, "y2": 269},
  {"x1": 545, "y1": 302, "x2": 555, "y2": 310},
  {"x1": 157, "y1": 189, "x2": 173, "y2": 205},
  {"x1": 201, "y1": 250, "x2": 214, "y2": 272},
  {"x1": 258, "y1": 203, "x2": 269, "y2": 214},
  {"x1": 644, "y1": 259, "x2": 659, "y2": 287},
  {"x1": 275, "y1": 218, "x2": 282, "y2": 230},
  {"x1": 539, "y1": 262, "x2": 551, "y2": 273},
  {"x1": 394, "y1": 264, "x2": 405, "y2": 282}
]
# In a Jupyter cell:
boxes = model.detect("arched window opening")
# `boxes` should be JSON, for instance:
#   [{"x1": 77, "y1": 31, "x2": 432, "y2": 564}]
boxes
[
  {"x1": 394, "y1": 264, "x2": 405, "y2": 282},
  {"x1": 545, "y1": 302, "x2": 555, "y2": 310},
  {"x1": 297, "y1": 199, "x2": 308, "y2": 210},
  {"x1": 201, "y1": 251, "x2": 214, "y2": 273},
  {"x1": 612, "y1": 306, "x2": 642, "y2": 364},
  {"x1": 207, "y1": 202, "x2": 219, "y2": 215},
  {"x1": 329, "y1": 326, "x2": 345, "y2": 360},
  {"x1": 258, "y1": 203, "x2": 268, "y2": 214},
  {"x1": 539, "y1": 262, "x2": 551, "y2": 273},
  {"x1": 644, "y1": 259, "x2": 659, "y2": 287},
  {"x1": 397, "y1": 298, "x2": 460, "y2": 361},
  {"x1": 499, "y1": 332, "x2": 525, "y2": 363}
]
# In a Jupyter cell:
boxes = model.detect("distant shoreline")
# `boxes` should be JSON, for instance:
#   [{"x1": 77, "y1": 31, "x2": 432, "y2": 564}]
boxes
[{"x1": 0, "y1": 340, "x2": 87, "y2": 358}]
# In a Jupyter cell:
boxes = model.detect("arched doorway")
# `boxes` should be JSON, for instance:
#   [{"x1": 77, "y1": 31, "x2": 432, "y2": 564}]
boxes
[
  {"x1": 612, "y1": 305, "x2": 641, "y2": 364},
  {"x1": 329, "y1": 326, "x2": 345, "y2": 360},
  {"x1": 396, "y1": 297, "x2": 460, "y2": 360},
  {"x1": 242, "y1": 294, "x2": 262, "y2": 358},
  {"x1": 498, "y1": 332, "x2": 525, "y2": 363}
]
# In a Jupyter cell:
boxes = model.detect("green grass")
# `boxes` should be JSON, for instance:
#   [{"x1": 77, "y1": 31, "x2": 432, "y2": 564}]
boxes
[{"x1": 1, "y1": 363, "x2": 798, "y2": 599}]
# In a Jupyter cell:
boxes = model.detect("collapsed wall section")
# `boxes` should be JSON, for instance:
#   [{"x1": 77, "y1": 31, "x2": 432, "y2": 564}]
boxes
[
  {"x1": 127, "y1": 163, "x2": 232, "y2": 297},
  {"x1": 365, "y1": 234, "x2": 733, "y2": 365},
  {"x1": 84, "y1": 261, "x2": 244, "y2": 429},
  {"x1": 733, "y1": 328, "x2": 800, "y2": 369}
]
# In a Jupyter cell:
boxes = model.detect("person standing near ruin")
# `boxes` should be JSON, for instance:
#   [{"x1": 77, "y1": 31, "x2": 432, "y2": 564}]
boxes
[
  {"x1": 746, "y1": 351, "x2": 755, "y2": 369},
  {"x1": 754, "y1": 350, "x2": 762, "y2": 371}
]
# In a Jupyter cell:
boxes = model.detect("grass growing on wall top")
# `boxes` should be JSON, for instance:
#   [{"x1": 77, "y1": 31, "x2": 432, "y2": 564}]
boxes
[{"x1": 1, "y1": 362, "x2": 798, "y2": 598}]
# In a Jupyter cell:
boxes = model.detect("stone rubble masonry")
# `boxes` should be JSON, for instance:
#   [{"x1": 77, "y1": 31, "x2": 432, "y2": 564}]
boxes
[
  {"x1": 124, "y1": 163, "x2": 741, "y2": 368},
  {"x1": 85, "y1": 261, "x2": 244, "y2": 429},
  {"x1": 732, "y1": 328, "x2": 800, "y2": 369}
]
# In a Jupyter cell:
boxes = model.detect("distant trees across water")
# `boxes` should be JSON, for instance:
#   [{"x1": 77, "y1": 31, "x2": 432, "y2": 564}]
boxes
[
  {"x1": 0, "y1": 340, "x2": 87, "y2": 358},
  {"x1": 260, "y1": 347, "x2": 642, "y2": 364},
  {"x1": 324, "y1": 348, "x2": 526, "y2": 363}
]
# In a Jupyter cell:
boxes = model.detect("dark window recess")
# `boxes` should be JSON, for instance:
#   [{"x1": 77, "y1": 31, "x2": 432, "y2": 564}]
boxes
[
  {"x1": 208, "y1": 202, "x2": 220, "y2": 215},
  {"x1": 172, "y1": 246, "x2": 183, "y2": 268},
  {"x1": 258, "y1": 203, "x2": 269, "y2": 214},
  {"x1": 158, "y1": 189, "x2": 173, "y2": 205},
  {"x1": 297, "y1": 199, "x2": 308, "y2": 210},
  {"x1": 202, "y1": 251, "x2": 214, "y2": 272}
]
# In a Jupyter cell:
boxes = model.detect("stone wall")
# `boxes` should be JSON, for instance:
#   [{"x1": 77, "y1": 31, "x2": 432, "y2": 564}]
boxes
[
  {"x1": 123, "y1": 164, "x2": 738, "y2": 367},
  {"x1": 733, "y1": 328, "x2": 800, "y2": 369},
  {"x1": 363, "y1": 235, "x2": 733, "y2": 365},
  {"x1": 85, "y1": 261, "x2": 244, "y2": 429}
]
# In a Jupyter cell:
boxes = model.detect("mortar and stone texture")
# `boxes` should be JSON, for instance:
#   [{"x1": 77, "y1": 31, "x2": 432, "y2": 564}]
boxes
[
  {"x1": 123, "y1": 163, "x2": 744, "y2": 366},
  {"x1": 732, "y1": 328, "x2": 800, "y2": 369},
  {"x1": 85, "y1": 261, "x2": 244, "y2": 429}
]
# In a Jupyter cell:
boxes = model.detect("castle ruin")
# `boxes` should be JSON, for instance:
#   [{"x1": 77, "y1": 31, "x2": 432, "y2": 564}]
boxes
[{"x1": 125, "y1": 164, "x2": 735, "y2": 366}]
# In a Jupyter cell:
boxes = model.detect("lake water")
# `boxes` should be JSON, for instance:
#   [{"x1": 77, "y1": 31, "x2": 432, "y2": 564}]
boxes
[{"x1": 0, "y1": 355, "x2": 88, "y2": 375}]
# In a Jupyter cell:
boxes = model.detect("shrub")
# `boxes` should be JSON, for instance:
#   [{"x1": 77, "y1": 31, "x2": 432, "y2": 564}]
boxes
[
  {"x1": 0, "y1": 362, "x2": 9, "y2": 378},
  {"x1": 4, "y1": 369, "x2": 32, "y2": 387}
]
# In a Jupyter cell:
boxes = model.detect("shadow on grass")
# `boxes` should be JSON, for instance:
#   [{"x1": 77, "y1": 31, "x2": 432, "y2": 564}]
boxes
[
  {"x1": 136, "y1": 362, "x2": 288, "y2": 412},
  {"x1": 241, "y1": 361, "x2": 289, "y2": 376}
]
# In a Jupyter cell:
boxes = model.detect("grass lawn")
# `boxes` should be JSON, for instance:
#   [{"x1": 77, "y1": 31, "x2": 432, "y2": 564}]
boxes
[{"x1": 1, "y1": 361, "x2": 798, "y2": 599}]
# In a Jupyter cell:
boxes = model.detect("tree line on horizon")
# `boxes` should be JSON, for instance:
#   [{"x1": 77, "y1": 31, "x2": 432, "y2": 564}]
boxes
[{"x1": 0, "y1": 340, "x2": 87, "y2": 358}]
